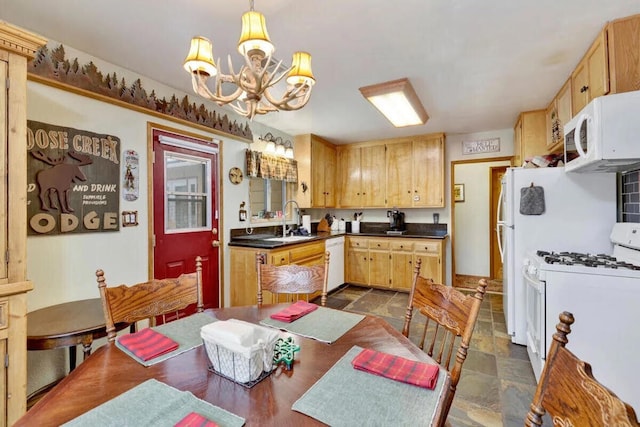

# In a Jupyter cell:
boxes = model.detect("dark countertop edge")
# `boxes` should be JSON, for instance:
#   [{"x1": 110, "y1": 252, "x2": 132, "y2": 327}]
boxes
[{"x1": 229, "y1": 231, "x2": 448, "y2": 249}]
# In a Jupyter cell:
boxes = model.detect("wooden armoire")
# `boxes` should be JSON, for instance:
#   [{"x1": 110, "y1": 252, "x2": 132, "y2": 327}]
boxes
[{"x1": 0, "y1": 21, "x2": 46, "y2": 426}]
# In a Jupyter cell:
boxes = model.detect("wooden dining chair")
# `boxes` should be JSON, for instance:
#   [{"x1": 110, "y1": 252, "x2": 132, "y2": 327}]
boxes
[
  {"x1": 97, "y1": 256, "x2": 204, "y2": 342},
  {"x1": 401, "y1": 258, "x2": 487, "y2": 425},
  {"x1": 525, "y1": 311, "x2": 640, "y2": 427},
  {"x1": 256, "y1": 252, "x2": 330, "y2": 306}
]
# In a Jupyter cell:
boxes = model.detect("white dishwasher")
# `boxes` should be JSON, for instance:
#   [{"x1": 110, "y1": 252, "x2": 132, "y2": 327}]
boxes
[{"x1": 324, "y1": 236, "x2": 345, "y2": 291}]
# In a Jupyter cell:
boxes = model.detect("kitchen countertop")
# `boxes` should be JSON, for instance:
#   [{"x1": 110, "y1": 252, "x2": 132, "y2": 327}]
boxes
[{"x1": 229, "y1": 230, "x2": 448, "y2": 249}]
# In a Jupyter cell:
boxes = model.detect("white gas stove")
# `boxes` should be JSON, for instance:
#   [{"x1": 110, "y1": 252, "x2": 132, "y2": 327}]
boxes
[{"x1": 521, "y1": 223, "x2": 640, "y2": 411}]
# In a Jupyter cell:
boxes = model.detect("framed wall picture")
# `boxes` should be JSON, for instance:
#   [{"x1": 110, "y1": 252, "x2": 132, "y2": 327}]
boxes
[{"x1": 454, "y1": 184, "x2": 465, "y2": 202}]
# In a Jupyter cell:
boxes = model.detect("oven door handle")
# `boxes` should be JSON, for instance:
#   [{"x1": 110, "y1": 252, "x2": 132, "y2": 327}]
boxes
[{"x1": 522, "y1": 266, "x2": 544, "y2": 293}]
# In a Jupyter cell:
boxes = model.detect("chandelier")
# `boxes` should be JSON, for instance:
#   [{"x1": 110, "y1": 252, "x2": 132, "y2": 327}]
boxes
[{"x1": 183, "y1": 0, "x2": 315, "y2": 120}]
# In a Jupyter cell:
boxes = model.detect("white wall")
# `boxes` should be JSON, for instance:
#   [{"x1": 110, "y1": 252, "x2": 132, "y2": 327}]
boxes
[
  {"x1": 447, "y1": 129, "x2": 514, "y2": 279},
  {"x1": 454, "y1": 160, "x2": 511, "y2": 276}
]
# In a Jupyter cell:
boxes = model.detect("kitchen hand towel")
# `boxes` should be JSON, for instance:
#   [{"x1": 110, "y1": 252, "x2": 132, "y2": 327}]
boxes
[
  {"x1": 351, "y1": 348, "x2": 440, "y2": 389},
  {"x1": 117, "y1": 328, "x2": 179, "y2": 361},
  {"x1": 174, "y1": 412, "x2": 219, "y2": 427},
  {"x1": 270, "y1": 300, "x2": 319, "y2": 323},
  {"x1": 520, "y1": 184, "x2": 545, "y2": 215}
]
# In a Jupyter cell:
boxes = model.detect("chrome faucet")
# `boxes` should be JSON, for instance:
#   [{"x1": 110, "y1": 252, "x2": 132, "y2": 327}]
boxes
[{"x1": 282, "y1": 199, "x2": 301, "y2": 237}]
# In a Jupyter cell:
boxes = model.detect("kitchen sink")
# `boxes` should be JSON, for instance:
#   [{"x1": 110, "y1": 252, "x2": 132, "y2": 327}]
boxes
[{"x1": 264, "y1": 235, "x2": 317, "y2": 242}]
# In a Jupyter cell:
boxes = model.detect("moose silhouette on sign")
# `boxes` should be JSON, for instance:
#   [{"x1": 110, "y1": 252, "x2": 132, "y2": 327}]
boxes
[{"x1": 31, "y1": 150, "x2": 93, "y2": 213}]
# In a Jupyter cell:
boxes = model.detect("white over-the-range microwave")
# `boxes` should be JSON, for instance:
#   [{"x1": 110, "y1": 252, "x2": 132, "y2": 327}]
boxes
[{"x1": 564, "y1": 90, "x2": 640, "y2": 173}]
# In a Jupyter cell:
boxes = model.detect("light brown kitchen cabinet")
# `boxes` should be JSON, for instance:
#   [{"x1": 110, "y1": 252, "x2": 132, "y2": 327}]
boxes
[
  {"x1": 385, "y1": 141, "x2": 413, "y2": 207},
  {"x1": 545, "y1": 79, "x2": 572, "y2": 152},
  {"x1": 346, "y1": 238, "x2": 368, "y2": 285},
  {"x1": 413, "y1": 240, "x2": 445, "y2": 284},
  {"x1": 368, "y1": 239, "x2": 390, "y2": 288},
  {"x1": 386, "y1": 134, "x2": 444, "y2": 208},
  {"x1": 513, "y1": 110, "x2": 546, "y2": 167},
  {"x1": 0, "y1": 22, "x2": 46, "y2": 426},
  {"x1": 607, "y1": 14, "x2": 640, "y2": 94},
  {"x1": 389, "y1": 241, "x2": 414, "y2": 290},
  {"x1": 337, "y1": 144, "x2": 385, "y2": 207},
  {"x1": 571, "y1": 29, "x2": 608, "y2": 115},
  {"x1": 293, "y1": 134, "x2": 336, "y2": 208},
  {"x1": 230, "y1": 240, "x2": 325, "y2": 306},
  {"x1": 346, "y1": 236, "x2": 446, "y2": 290},
  {"x1": 333, "y1": 132, "x2": 445, "y2": 209},
  {"x1": 412, "y1": 137, "x2": 444, "y2": 207},
  {"x1": 567, "y1": 14, "x2": 640, "y2": 120}
]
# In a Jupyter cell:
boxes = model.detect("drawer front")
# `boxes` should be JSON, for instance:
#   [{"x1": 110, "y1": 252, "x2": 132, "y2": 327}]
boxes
[
  {"x1": 348, "y1": 238, "x2": 368, "y2": 249},
  {"x1": 269, "y1": 250, "x2": 290, "y2": 266},
  {"x1": 368, "y1": 240, "x2": 390, "y2": 250},
  {"x1": 413, "y1": 241, "x2": 440, "y2": 254},
  {"x1": 289, "y1": 241, "x2": 325, "y2": 263},
  {"x1": 390, "y1": 241, "x2": 414, "y2": 252}
]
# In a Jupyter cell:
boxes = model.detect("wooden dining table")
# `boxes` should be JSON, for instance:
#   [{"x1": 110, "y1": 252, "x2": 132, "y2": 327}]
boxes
[{"x1": 16, "y1": 304, "x2": 452, "y2": 426}]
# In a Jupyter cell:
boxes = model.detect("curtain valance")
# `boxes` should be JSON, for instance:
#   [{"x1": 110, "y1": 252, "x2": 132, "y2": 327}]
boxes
[{"x1": 246, "y1": 150, "x2": 298, "y2": 182}]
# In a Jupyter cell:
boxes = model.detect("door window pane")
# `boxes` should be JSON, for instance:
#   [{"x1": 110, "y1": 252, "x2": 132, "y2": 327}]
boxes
[{"x1": 165, "y1": 153, "x2": 210, "y2": 232}]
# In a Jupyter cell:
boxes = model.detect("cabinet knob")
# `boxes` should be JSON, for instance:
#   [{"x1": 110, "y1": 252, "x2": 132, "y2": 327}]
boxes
[
  {"x1": 580, "y1": 85, "x2": 589, "y2": 93},
  {"x1": 357, "y1": 192, "x2": 360, "y2": 195}
]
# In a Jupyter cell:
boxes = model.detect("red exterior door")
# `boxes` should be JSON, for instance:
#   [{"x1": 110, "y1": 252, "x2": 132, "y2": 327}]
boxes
[{"x1": 152, "y1": 128, "x2": 220, "y2": 310}]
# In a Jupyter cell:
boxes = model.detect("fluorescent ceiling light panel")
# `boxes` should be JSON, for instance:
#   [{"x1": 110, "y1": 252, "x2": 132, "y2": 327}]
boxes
[{"x1": 359, "y1": 78, "x2": 429, "y2": 127}]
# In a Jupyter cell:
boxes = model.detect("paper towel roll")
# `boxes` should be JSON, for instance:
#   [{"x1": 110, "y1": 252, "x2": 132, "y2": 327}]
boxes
[
  {"x1": 351, "y1": 220, "x2": 360, "y2": 233},
  {"x1": 302, "y1": 215, "x2": 311, "y2": 232}
]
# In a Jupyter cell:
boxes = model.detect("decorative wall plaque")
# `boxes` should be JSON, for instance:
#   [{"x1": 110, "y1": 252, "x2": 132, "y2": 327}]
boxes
[
  {"x1": 462, "y1": 137, "x2": 500, "y2": 155},
  {"x1": 27, "y1": 120, "x2": 120, "y2": 235}
]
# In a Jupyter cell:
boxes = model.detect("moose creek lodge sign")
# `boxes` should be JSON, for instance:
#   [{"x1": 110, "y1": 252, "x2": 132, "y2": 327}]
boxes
[{"x1": 27, "y1": 121, "x2": 120, "y2": 235}]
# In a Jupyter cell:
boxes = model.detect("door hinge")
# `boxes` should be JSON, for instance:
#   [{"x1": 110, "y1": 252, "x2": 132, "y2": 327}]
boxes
[
  {"x1": 5, "y1": 77, "x2": 9, "y2": 90},
  {"x1": 4, "y1": 353, "x2": 8, "y2": 368}
]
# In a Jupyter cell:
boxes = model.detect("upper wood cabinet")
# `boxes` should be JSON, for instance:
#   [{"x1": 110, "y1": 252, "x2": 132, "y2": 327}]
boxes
[
  {"x1": 513, "y1": 110, "x2": 546, "y2": 167},
  {"x1": 571, "y1": 29, "x2": 608, "y2": 115},
  {"x1": 385, "y1": 141, "x2": 413, "y2": 207},
  {"x1": 334, "y1": 132, "x2": 444, "y2": 209},
  {"x1": 545, "y1": 78, "x2": 572, "y2": 152},
  {"x1": 535, "y1": 14, "x2": 640, "y2": 161},
  {"x1": 337, "y1": 144, "x2": 385, "y2": 207},
  {"x1": 0, "y1": 22, "x2": 46, "y2": 426},
  {"x1": 294, "y1": 134, "x2": 336, "y2": 208},
  {"x1": 386, "y1": 135, "x2": 444, "y2": 208},
  {"x1": 412, "y1": 136, "x2": 444, "y2": 207}
]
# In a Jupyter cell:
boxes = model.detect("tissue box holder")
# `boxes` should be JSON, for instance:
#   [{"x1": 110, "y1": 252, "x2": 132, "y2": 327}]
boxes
[{"x1": 201, "y1": 321, "x2": 279, "y2": 388}]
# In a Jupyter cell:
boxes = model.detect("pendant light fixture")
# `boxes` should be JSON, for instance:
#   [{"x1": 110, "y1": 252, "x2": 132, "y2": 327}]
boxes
[{"x1": 183, "y1": 0, "x2": 315, "y2": 120}]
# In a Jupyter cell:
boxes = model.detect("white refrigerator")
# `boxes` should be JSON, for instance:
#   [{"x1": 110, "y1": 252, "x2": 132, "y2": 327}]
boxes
[{"x1": 496, "y1": 167, "x2": 617, "y2": 345}]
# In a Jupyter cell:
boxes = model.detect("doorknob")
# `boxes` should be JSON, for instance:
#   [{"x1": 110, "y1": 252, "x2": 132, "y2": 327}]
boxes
[{"x1": 211, "y1": 240, "x2": 221, "y2": 248}]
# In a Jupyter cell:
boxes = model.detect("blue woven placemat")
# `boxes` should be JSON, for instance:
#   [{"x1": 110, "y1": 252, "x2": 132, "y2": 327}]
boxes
[
  {"x1": 260, "y1": 306, "x2": 365, "y2": 343},
  {"x1": 63, "y1": 378, "x2": 245, "y2": 427},
  {"x1": 116, "y1": 312, "x2": 217, "y2": 366},
  {"x1": 292, "y1": 346, "x2": 447, "y2": 426}
]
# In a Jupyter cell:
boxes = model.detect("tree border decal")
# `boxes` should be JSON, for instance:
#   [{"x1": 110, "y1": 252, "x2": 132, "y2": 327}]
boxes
[{"x1": 28, "y1": 44, "x2": 254, "y2": 141}]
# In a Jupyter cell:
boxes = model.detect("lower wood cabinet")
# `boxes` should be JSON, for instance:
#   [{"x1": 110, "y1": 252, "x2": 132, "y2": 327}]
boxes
[
  {"x1": 346, "y1": 236, "x2": 446, "y2": 291},
  {"x1": 230, "y1": 241, "x2": 325, "y2": 306}
]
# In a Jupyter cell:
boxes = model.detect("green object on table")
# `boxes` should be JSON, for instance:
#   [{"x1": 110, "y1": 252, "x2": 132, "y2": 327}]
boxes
[{"x1": 273, "y1": 337, "x2": 300, "y2": 370}]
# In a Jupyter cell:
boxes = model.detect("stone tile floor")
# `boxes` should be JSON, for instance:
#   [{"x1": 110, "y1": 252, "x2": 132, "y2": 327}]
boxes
[{"x1": 324, "y1": 285, "x2": 537, "y2": 427}]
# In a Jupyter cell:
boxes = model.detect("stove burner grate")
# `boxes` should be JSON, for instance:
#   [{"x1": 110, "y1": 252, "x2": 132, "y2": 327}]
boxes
[{"x1": 536, "y1": 250, "x2": 640, "y2": 270}]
